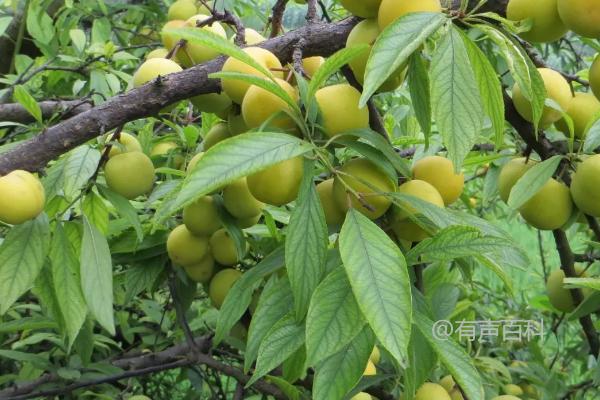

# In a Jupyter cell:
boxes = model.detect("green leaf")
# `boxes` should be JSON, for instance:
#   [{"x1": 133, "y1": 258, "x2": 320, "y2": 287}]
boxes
[
  {"x1": 82, "y1": 191, "x2": 109, "y2": 235},
  {"x1": 430, "y1": 26, "x2": 483, "y2": 170},
  {"x1": 404, "y1": 325, "x2": 437, "y2": 399},
  {"x1": 215, "y1": 246, "x2": 285, "y2": 345},
  {"x1": 97, "y1": 185, "x2": 143, "y2": 241},
  {"x1": 564, "y1": 277, "x2": 600, "y2": 291},
  {"x1": 248, "y1": 313, "x2": 305, "y2": 387},
  {"x1": 413, "y1": 312, "x2": 485, "y2": 400},
  {"x1": 26, "y1": 2, "x2": 55, "y2": 45},
  {"x1": 507, "y1": 155, "x2": 562, "y2": 209},
  {"x1": 63, "y1": 145, "x2": 102, "y2": 200},
  {"x1": 583, "y1": 117, "x2": 600, "y2": 153},
  {"x1": 0, "y1": 16, "x2": 13, "y2": 37},
  {"x1": 0, "y1": 214, "x2": 51, "y2": 315},
  {"x1": 80, "y1": 216, "x2": 115, "y2": 335},
  {"x1": 50, "y1": 224, "x2": 87, "y2": 345},
  {"x1": 407, "y1": 53, "x2": 432, "y2": 141},
  {"x1": 312, "y1": 325, "x2": 375, "y2": 400},
  {"x1": 568, "y1": 291, "x2": 600, "y2": 320},
  {"x1": 214, "y1": 195, "x2": 247, "y2": 263},
  {"x1": 159, "y1": 132, "x2": 313, "y2": 221},
  {"x1": 0, "y1": 316, "x2": 57, "y2": 334},
  {"x1": 360, "y1": 12, "x2": 447, "y2": 105},
  {"x1": 286, "y1": 159, "x2": 328, "y2": 319},
  {"x1": 0, "y1": 350, "x2": 50, "y2": 370},
  {"x1": 13, "y1": 85, "x2": 42, "y2": 124},
  {"x1": 69, "y1": 28, "x2": 86, "y2": 53},
  {"x1": 245, "y1": 275, "x2": 293, "y2": 373},
  {"x1": 339, "y1": 209, "x2": 412, "y2": 365},
  {"x1": 306, "y1": 267, "x2": 365, "y2": 367}
]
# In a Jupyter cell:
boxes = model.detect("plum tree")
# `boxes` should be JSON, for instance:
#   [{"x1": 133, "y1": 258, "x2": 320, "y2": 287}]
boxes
[
  {"x1": 512, "y1": 68, "x2": 572, "y2": 126},
  {"x1": 570, "y1": 154, "x2": 600, "y2": 217},
  {"x1": 518, "y1": 178, "x2": 573, "y2": 231},
  {"x1": 132, "y1": 58, "x2": 183, "y2": 87},
  {"x1": 378, "y1": 0, "x2": 442, "y2": 30},
  {"x1": 557, "y1": 0, "x2": 600, "y2": 38},
  {"x1": 332, "y1": 158, "x2": 397, "y2": 220},
  {"x1": 340, "y1": 0, "x2": 381, "y2": 18},
  {"x1": 555, "y1": 92, "x2": 600, "y2": 139},
  {"x1": 210, "y1": 229, "x2": 245, "y2": 266},
  {"x1": 107, "y1": 132, "x2": 142, "y2": 158},
  {"x1": 178, "y1": 14, "x2": 226, "y2": 67},
  {"x1": 412, "y1": 156, "x2": 464, "y2": 205},
  {"x1": 498, "y1": 157, "x2": 538, "y2": 203},
  {"x1": 209, "y1": 268, "x2": 242, "y2": 308},
  {"x1": 315, "y1": 84, "x2": 370, "y2": 138},
  {"x1": 506, "y1": 0, "x2": 567, "y2": 43},
  {"x1": 415, "y1": 382, "x2": 451, "y2": 400},
  {"x1": 221, "y1": 47, "x2": 284, "y2": 104},
  {"x1": 183, "y1": 196, "x2": 222, "y2": 236},
  {"x1": 247, "y1": 157, "x2": 304, "y2": 206},
  {"x1": 183, "y1": 254, "x2": 215, "y2": 283},
  {"x1": 202, "y1": 123, "x2": 231, "y2": 151},
  {"x1": 346, "y1": 19, "x2": 406, "y2": 92},
  {"x1": 166, "y1": 224, "x2": 210, "y2": 267},
  {"x1": 241, "y1": 78, "x2": 298, "y2": 131},
  {"x1": 104, "y1": 152, "x2": 155, "y2": 199},
  {"x1": 223, "y1": 178, "x2": 264, "y2": 220},
  {"x1": 546, "y1": 267, "x2": 586, "y2": 312},
  {"x1": 391, "y1": 180, "x2": 444, "y2": 242},
  {"x1": 0, "y1": 170, "x2": 45, "y2": 225}
]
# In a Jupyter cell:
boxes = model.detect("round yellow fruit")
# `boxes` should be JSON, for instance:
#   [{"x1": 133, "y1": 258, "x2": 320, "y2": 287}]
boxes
[
  {"x1": 369, "y1": 346, "x2": 381, "y2": 365},
  {"x1": 247, "y1": 157, "x2": 304, "y2": 206},
  {"x1": 223, "y1": 178, "x2": 264, "y2": 219},
  {"x1": 415, "y1": 383, "x2": 451, "y2": 400},
  {"x1": 439, "y1": 375, "x2": 456, "y2": 392},
  {"x1": 184, "y1": 254, "x2": 215, "y2": 283},
  {"x1": 340, "y1": 0, "x2": 382, "y2": 18},
  {"x1": 221, "y1": 47, "x2": 284, "y2": 104},
  {"x1": 351, "y1": 392, "x2": 372, "y2": 400},
  {"x1": 183, "y1": 196, "x2": 222, "y2": 236},
  {"x1": 178, "y1": 14, "x2": 226, "y2": 67},
  {"x1": 210, "y1": 228, "x2": 245, "y2": 266},
  {"x1": 107, "y1": 132, "x2": 142, "y2": 158},
  {"x1": 228, "y1": 109, "x2": 249, "y2": 135},
  {"x1": 146, "y1": 48, "x2": 169, "y2": 59},
  {"x1": 167, "y1": 224, "x2": 210, "y2": 267},
  {"x1": 512, "y1": 68, "x2": 572, "y2": 126},
  {"x1": 378, "y1": 0, "x2": 442, "y2": 30},
  {"x1": 133, "y1": 58, "x2": 182, "y2": 88},
  {"x1": 346, "y1": 19, "x2": 406, "y2": 92},
  {"x1": 236, "y1": 213, "x2": 261, "y2": 228},
  {"x1": 547, "y1": 267, "x2": 586, "y2": 312},
  {"x1": 187, "y1": 152, "x2": 204, "y2": 173},
  {"x1": 151, "y1": 141, "x2": 180, "y2": 160},
  {"x1": 503, "y1": 384, "x2": 524, "y2": 396},
  {"x1": 498, "y1": 157, "x2": 537, "y2": 203},
  {"x1": 242, "y1": 78, "x2": 298, "y2": 131},
  {"x1": 391, "y1": 180, "x2": 444, "y2": 242},
  {"x1": 0, "y1": 170, "x2": 45, "y2": 225},
  {"x1": 161, "y1": 20, "x2": 187, "y2": 51},
  {"x1": 506, "y1": 0, "x2": 567, "y2": 43},
  {"x1": 332, "y1": 158, "x2": 397, "y2": 220},
  {"x1": 571, "y1": 154, "x2": 600, "y2": 217},
  {"x1": 412, "y1": 156, "x2": 464, "y2": 205},
  {"x1": 203, "y1": 123, "x2": 231, "y2": 151},
  {"x1": 209, "y1": 268, "x2": 242, "y2": 308},
  {"x1": 243, "y1": 28, "x2": 265, "y2": 45},
  {"x1": 558, "y1": 0, "x2": 600, "y2": 38},
  {"x1": 518, "y1": 178, "x2": 573, "y2": 231},
  {"x1": 555, "y1": 92, "x2": 600, "y2": 139},
  {"x1": 590, "y1": 55, "x2": 600, "y2": 101},
  {"x1": 167, "y1": 0, "x2": 197, "y2": 21},
  {"x1": 315, "y1": 84, "x2": 370, "y2": 139},
  {"x1": 129, "y1": 395, "x2": 152, "y2": 400},
  {"x1": 104, "y1": 152, "x2": 155, "y2": 199},
  {"x1": 302, "y1": 56, "x2": 324, "y2": 78},
  {"x1": 191, "y1": 91, "x2": 232, "y2": 115},
  {"x1": 317, "y1": 179, "x2": 346, "y2": 226},
  {"x1": 363, "y1": 360, "x2": 376, "y2": 376}
]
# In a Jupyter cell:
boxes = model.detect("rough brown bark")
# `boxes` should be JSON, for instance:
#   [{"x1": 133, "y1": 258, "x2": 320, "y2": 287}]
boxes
[{"x1": 0, "y1": 100, "x2": 92, "y2": 124}]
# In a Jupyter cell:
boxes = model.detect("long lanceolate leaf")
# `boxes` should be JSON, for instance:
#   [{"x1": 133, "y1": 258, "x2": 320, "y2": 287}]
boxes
[{"x1": 339, "y1": 209, "x2": 412, "y2": 365}]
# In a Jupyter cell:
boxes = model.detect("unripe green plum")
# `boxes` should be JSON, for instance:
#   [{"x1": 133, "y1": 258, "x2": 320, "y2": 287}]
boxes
[
  {"x1": 558, "y1": 0, "x2": 600, "y2": 38},
  {"x1": 491, "y1": 396, "x2": 523, "y2": 400},
  {"x1": 167, "y1": 0, "x2": 197, "y2": 21},
  {"x1": 498, "y1": 157, "x2": 537, "y2": 203},
  {"x1": 107, "y1": 132, "x2": 142, "y2": 158},
  {"x1": 167, "y1": 224, "x2": 210, "y2": 267},
  {"x1": 183, "y1": 254, "x2": 215, "y2": 283},
  {"x1": 571, "y1": 154, "x2": 600, "y2": 216},
  {"x1": 412, "y1": 156, "x2": 464, "y2": 205},
  {"x1": 209, "y1": 268, "x2": 242, "y2": 308},
  {"x1": 146, "y1": 48, "x2": 169, "y2": 59},
  {"x1": 316, "y1": 179, "x2": 346, "y2": 226},
  {"x1": 590, "y1": 54, "x2": 600, "y2": 101},
  {"x1": 191, "y1": 91, "x2": 232, "y2": 115},
  {"x1": 183, "y1": 196, "x2": 222, "y2": 236},
  {"x1": 247, "y1": 157, "x2": 304, "y2": 206},
  {"x1": 242, "y1": 78, "x2": 298, "y2": 131},
  {"x1": 332, "y1": 158, "x2": 397, "y2": 220},
  {"x1": 351, "y1": 392, "x2": 372, "y2": 400},
  {"x1": 518, "y1": 178, "x2": 573, "y2": 230},
  {"x1": 378, "y1": 0, "x2": 442, "y2": 30},
  {"x1": 228, "y1": 109, "x2": 249, "y2": 135},
  {"x1": 178, "y1": 14, "x2": 226, "y2": 67},
  {"x1": 512, "y1": 68, "x2": 572, "y2": 126},
  {"x1": 236, "y1": 213, "x2": 261, "y2": 228},
  {"x1": 0, "y1": 170, "x2": 45, "y2": 225},
  {"x1": 132, "y1": 58, "x2": 182, "y2": 87},
  {"x1": 346, "y1": 19, "x2": 406, "y2": 92},
  {"x1": 210, "y1": 228, "x2": 246, "y2": 266},
  {"x1": 555, "y1": 92, "x2": 600, "y2": 139},
  {"x1": 128, "y1": 396, "x2": 152, "y2": 400},
  {"x1": 391, "y1": 180, "x2": 444, "y2": 243},
  {"x1": 315, "y1": 84, "x2": 370, "y2": 139},
  {"x1": 503, "y1": 384, "x2": 524, "y2": 396},
  {"x1": 104, "y1": 152, "x2": 155, "y2": 199},
  {"x1": 221, "y1": 47, "x2": 284, "y2": 104},
  {"x1": 203, "y1": 123, "x2": 231, "y2": 151},
  {"x1": 223, "y1": 178, "x2": 264, "y2": 219},
  {"x1": 415, "y1": 383, "x2": 451, "y2": 400},
  {"x1": 340, "y1": 0, "x2": 381, "y2": 18},
  {"x1": 187, "y1": 152, "x2": 204, "y2": 174},
  {"x1": 507, "y1": 0, "x2": 567, "y2": 43}
]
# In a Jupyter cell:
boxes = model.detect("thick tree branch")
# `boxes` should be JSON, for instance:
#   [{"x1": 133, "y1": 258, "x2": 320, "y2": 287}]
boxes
[{"x1": 0, "y1": 100, "x2": 92, "y2": 124}]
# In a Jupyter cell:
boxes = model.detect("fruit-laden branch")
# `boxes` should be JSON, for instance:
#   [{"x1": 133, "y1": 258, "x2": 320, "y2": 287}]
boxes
[
  {"x1": 0, "y1": 335, "x2": 287, "y2": 400},
  {"x1": 0, "y1": 100, "x2": 92, "y2": 124},
  {"x1": 0, "y1": 17, "x2": 358, "y2": 175}
]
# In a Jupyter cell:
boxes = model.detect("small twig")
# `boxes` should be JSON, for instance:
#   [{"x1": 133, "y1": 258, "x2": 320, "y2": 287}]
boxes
[
  {"x1": 270, "y1": 0, "x2": 289, "y2": 38},
  {"x1": 166, "y1": 39, "x2": 186, "y2": 61},
  {"x1": 167, "y1": 269, "x2": 198, "y2": 352},
  {"x1": 196, "y1": 5, "x2": 246, "y2": 46},
  {"x1": 538, "y1": 230, "x2": 548, "y2": 281},
  {"x1": 306, "y1": 0, "x2": 318, "y2": 23},
  {"x1": 292, "y1": 40, "x2": 309, "y2": 79},
  {"x1": 318, "y1": 0, "x2": 331, "y2": 22}
]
